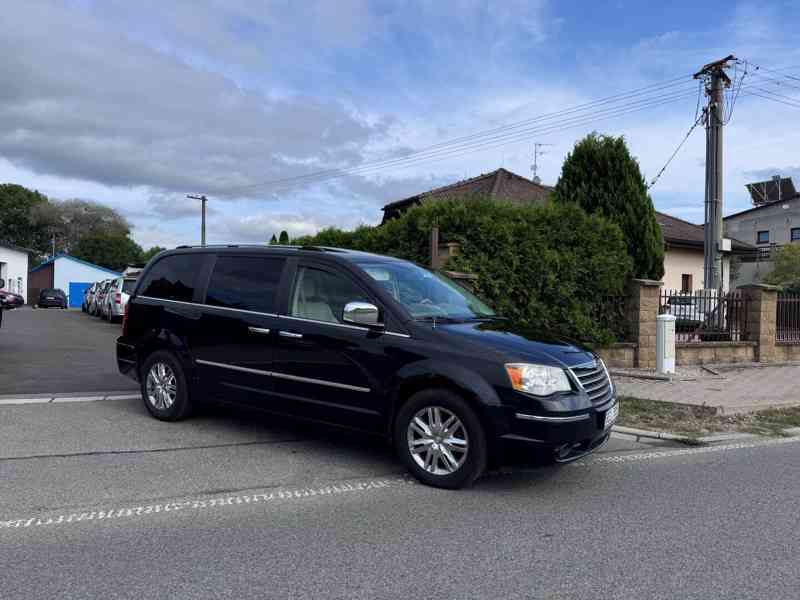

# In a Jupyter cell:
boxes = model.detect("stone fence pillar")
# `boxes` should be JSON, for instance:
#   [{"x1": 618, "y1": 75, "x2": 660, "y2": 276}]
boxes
[
  {"x1": 741, "y1": 284, "x2": 779, "y2": 363},
  {"x1": 626, "y1": 279, "x2": 663, "y2": 369}
]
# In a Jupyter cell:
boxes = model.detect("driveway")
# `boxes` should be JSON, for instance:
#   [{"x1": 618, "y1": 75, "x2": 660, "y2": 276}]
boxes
[{"x1": 0, "y1": 308, "x2": 138, "y2": 395}]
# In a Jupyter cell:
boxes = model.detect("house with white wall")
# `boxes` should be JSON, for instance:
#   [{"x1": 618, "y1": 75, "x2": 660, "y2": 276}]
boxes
[
  {"x1": 28, "y1": 254, "x2": 120, "y2": 308},
  {"x1": 655, "y1": 212, "x2": 752, "y2": 292},
  {"x1": 0, "y1": 243, "x2": 32, "y2": 302}
]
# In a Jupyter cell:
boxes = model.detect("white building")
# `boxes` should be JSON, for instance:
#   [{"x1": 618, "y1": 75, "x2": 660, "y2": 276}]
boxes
[
  {"x1": 0, "y1": 244, "x2": 32, "y2": 301},
  {"x1": 28, "y1": 254, "x2": 120, "y2": 308}
]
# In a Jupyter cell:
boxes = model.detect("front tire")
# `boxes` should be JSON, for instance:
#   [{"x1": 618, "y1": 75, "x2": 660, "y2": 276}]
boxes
[
  {"x1": 394, "y1": 389, "x2": 487, "y2": 489},
  {"x1": 140, "y1": 350, "x2": 193, "y2": 421}
]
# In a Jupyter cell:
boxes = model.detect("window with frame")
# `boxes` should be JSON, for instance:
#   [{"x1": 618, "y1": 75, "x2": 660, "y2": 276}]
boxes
[
  {"x1": 205, "y1": 256, "x2": 285, "y2": 314},
  {"x1": 791, "y1": 227, "x2": 800, "y2": 242},
  {"x1": 756, "y1": 230, "x2": 770, "y2": 244},
  {"x1": 681, "y1": 274, "x2": 693, "y2": 293},
  {"x1": 290, "y1": 267, "x2": 370, "y2": 324},
  {"x1": 138, "y1": 254, "x2": 206, "y2": 302}
]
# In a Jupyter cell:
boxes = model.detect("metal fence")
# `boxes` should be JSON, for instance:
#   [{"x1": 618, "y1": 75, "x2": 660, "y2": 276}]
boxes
[
  {"x1": 777, "y1": 293, "x2": 800, "y2": 343},
  {"x1": 659, "y1": 289, "x2": 749, "y2": 343}
]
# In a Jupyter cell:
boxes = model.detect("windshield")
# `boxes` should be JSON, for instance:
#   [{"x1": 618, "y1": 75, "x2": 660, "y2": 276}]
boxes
[{"x1": 357, "y1": 261, "x2": 495, "y2": 320}]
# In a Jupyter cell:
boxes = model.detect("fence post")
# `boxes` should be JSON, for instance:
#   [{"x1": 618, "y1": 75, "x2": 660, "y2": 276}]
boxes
[
  {"x1": 626, "y1": 279, "x2": 663, "y2": 369},
  {"x1": 740, "y1": 283, "x2": 779, "y2": 363}
]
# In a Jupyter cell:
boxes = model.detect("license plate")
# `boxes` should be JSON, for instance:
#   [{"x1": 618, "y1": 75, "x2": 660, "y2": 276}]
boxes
[
  {"x1": 46, "y1": 297, "x2": 55, "y2": 300},
  {"x1": 604, "y1": 403, "x2": 619, "y2": 429}
]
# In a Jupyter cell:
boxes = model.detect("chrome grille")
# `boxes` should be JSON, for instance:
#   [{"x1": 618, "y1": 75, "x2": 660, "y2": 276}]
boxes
[{"x1": 570, "y1": 361, "x2": 612, "y2": 405}]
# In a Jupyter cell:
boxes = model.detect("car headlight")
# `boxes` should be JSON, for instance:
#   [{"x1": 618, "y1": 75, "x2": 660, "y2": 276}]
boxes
[{"x1": 505, "y1": 363, "x2": 572, "y2": 396}]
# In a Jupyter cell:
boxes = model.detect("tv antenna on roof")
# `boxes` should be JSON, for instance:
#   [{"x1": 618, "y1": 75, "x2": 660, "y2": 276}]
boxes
[{"x1": 531, "y1": 142, "x2": 553, "y2": 184}]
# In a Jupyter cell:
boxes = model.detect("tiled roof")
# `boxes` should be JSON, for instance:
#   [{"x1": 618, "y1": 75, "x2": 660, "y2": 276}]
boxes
[
  {"x1": 381, "y1": 168, "x2": 551, "y2": 222},
  {"x1": 655, "y1": 212, "x2": 752, "y2": 251}
]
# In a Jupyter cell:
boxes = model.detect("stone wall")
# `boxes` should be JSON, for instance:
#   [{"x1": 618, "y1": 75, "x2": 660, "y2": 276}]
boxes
[
  {"x1": 774, "y1": 343, "x2": 800, "y2": 362},
  {"x1": 596, "y1": 343, "x2": 636, "y2": 368},
  {"x1": 676, "y1": 342, "x2": 757, "y2": 365}
]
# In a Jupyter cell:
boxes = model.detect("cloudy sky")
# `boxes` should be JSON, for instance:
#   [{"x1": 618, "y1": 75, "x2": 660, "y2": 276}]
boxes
[{"x1": 2, "y1": 0, "x2": 799, "y2": 249}]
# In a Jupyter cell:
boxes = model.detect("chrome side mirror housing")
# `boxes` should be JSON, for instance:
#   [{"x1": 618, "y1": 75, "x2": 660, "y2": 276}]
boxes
[{"x1": 343, "y1": 301, "x2": 383, "y2": 328}]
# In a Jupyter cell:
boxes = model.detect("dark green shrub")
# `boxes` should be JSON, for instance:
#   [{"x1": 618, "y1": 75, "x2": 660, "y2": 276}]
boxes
[
  {"x1": 553, "y1": 133, "x2": 665, "y2": 280},
  {"x1": 295, "y1": 197, "x2": 632, "y2": 344}
]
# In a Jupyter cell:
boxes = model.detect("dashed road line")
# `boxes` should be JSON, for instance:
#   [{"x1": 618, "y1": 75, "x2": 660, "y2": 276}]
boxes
[
  {"x1": 0, "y1": 392, "x2": 139, "y2": 405},
  {"x1": 0, "y1": 476, "x2": 417, "y2": 532}
]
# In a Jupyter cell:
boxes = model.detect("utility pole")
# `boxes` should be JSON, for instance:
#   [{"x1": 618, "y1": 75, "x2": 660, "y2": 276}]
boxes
[
  {"x1": 187, "y1": 195, "x2": 208, "y2": 246},
  {"x1": 694, "y1": 55, "x2": 734, "y2": 290},
  {"x1": 530, "y1": 142, "x2": 552, "y2": 184}
]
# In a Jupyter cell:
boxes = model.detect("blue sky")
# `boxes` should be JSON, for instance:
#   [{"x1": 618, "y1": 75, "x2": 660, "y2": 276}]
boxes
[{"x1": 2, "y1": 1, "x2": 799, "y2": 249}]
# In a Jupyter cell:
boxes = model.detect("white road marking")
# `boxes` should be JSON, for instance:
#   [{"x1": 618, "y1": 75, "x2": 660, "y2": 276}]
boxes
[
  {"x1": 0, "y1": 477, "x2": 416, "y2": 532},
  {"x1": 0, "y1": 393, "x2": 139, "y2": 405},
  {"x1": 573, "y1": 434, "x2": 800, "y2": 467}
]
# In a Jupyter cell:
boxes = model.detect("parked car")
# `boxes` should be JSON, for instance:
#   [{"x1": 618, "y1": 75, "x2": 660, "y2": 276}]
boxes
[
  {"x1": 0, "y1": 289, "x2": 25, "y2": 309},
  {"x1": 90, "y1": 280, "x2": 110, "y2": 316},
  {"x1": 101, "y1": 276, "x2": 137, "y2": 322},
  {"x1": 117, "y1": 246, "x2": 617, "y2": 489},
  {"x1": 82, "y1": 282, "x2": 98, "y2": 313},
  {"x1": 35, "y1": 288, "x2": 67, "y2": 309}
]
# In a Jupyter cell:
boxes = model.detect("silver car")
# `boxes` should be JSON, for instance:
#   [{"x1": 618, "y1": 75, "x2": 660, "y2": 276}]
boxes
[
  {"x1": 101, "y1": 277, "x2": 137, "y2": 322},
  {"x1": 90, "y1": 279, "x2": 111, "y2": 316}
]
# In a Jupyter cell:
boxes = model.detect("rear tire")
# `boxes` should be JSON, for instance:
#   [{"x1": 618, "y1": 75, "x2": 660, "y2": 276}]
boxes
[
  {"x1": 140, "y1": 350, "x2": 193, "y2": 421},
  {"x1": 394, "y1": 389, "x2": 487, "y2": 489}
]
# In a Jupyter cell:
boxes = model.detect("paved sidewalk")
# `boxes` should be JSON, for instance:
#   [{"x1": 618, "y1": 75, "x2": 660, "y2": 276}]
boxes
[{"x1": 614, "y1": 363, "x2": 800, "y2": 414}]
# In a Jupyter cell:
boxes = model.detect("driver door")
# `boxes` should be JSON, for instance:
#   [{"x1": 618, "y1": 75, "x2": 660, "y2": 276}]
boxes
[{"x1": 271, "y1": 264, "x2": 387, "y2": 432}]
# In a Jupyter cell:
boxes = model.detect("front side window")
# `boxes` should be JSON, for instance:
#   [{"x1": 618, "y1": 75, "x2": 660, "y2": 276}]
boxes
[
  {"x1": 357, "y1": 261, "x2": 495, "y2": 320},
  {"x1": 290, "y1": 267, "x2": 369, "y2": 324},
  {"x1": 139, "y1": 254, "x2": 206, "y2": 302},
  {"x1": 206, "y1": 256, "x2": 285, "y2": 313},
  {"x1": 757, "y1": 230, "x2": 769, "y2": 244}
]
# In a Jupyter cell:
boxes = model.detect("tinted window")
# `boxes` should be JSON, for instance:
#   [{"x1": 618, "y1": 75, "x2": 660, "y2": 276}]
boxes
[
  {"x1": 290, "y1": 267, "x2": 369, "y2": 324},
  {"x1": 122, "y1": 279, "x2": 137, "y2": 294},
  {"x1": 206, "y1": 256, "x2": 285, "y2": 313},
  {"x1": 139, "y1": 254, "x2": 206, "y2": 302}
]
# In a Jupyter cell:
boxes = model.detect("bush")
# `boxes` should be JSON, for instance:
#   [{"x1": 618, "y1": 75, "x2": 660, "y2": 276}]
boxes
[
  {"x1": 295, "y1": 197, "x2": 633, "y2": 344},
  {"x1": 553, "y1": 133, "x2": 665, "y2": 280}
]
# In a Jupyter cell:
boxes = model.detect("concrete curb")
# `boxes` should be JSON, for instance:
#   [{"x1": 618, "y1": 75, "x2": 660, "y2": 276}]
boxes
[
  {"x1": 0, "y1": 392, "x2": 140, "y2": 406},
  {"x1": 612, "y1": 425, "x2": 765, "y2": 445}
]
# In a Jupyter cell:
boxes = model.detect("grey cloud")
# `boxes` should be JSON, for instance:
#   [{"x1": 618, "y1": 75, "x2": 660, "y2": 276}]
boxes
[{"x1": 0, "y1": 2, "x2": 391, "y2": 198}]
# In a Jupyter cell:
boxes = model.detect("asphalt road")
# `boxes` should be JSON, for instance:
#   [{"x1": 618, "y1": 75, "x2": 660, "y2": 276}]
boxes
[
  {"x1": 2, "y1": 397, "x2": 799, "y2": 599},
  {"x1": 0, "y1": 307, "x2": 137, "y2": 395}
]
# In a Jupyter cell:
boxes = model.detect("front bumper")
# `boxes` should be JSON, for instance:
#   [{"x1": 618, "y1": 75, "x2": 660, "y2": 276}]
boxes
[
  {"x1": 38, "y1": 299, "x2": 64, "y2": 307},
  {"x1": 498, "y1": 396, "x2": 617, "y2": 463}
]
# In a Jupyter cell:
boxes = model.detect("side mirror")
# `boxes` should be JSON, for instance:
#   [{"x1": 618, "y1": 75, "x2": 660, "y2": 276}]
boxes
[{"x1": 343, "y1": 301, "x2": 383, "y2": 328}]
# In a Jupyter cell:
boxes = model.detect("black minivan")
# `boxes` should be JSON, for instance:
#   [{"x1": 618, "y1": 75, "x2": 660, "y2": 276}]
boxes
[{"x1": 117, "y1": 246, "x2": 617, "y2": 488}]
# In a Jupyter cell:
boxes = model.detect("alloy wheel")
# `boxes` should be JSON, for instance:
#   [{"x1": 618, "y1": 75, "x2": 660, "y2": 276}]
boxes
[
  {"x1": 145, "y1": 362, "x2": 177, "y2": 410},
  {"x1": 407, "y1": 406, "x2": 469, "y2": 475}
]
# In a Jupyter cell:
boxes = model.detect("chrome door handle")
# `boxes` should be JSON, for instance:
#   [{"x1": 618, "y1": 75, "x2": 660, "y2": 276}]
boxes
[
  {"x1": 247, "y1": 327, "x2": 271, "y2": 335},
  {"x1": 278, "y1": 330, "x2": 303, "y2": 339}
]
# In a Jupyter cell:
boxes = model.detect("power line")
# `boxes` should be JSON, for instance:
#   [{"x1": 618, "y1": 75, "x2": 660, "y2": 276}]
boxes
[
  {"x1": 647, "y1": 113, "x2": 704, "y2": 189},
  {"x1": 210, "y1": 84, "x2": 699, "y2": 195},
  {"x1": 232, "y1": 88, "x2": 701, "y2": 194}
]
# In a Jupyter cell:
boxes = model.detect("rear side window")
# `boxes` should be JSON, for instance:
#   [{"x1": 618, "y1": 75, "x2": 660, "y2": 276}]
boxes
[
  {"x1": 139, "y1": 254, "x2": 206, "y2": 302},
  {"x1": 205, "y1": 256, "x2": 285, "y2": 313},
  {"x1": 122, "y1": 279, "x2": 137, "y2": 294}
]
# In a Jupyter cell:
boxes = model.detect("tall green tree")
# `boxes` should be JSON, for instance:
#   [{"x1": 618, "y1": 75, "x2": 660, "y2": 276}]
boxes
[
  {"x1": 552, "y1": 133, "x2": 665, "y2": 280},
  {"x1": 0, "y1": 183, "x2": 50, "y2": 252},
  {"x1": 269, "y1": 234, "x2": 278, "y2": 245},
  {"x1": 32, "y1": 198, "x2": 130, "y2": 254},
  {"x1": 278, "y1": 230, "x2": 290, "y2": 244},
  {"x1": 72, "y1": 232, "x2": 143, "y2": 272}
]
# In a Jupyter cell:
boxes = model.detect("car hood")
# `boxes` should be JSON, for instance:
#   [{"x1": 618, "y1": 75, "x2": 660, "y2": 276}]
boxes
[{"x1": 434, "y1": 320, "x2": 596, "y2": 368}]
